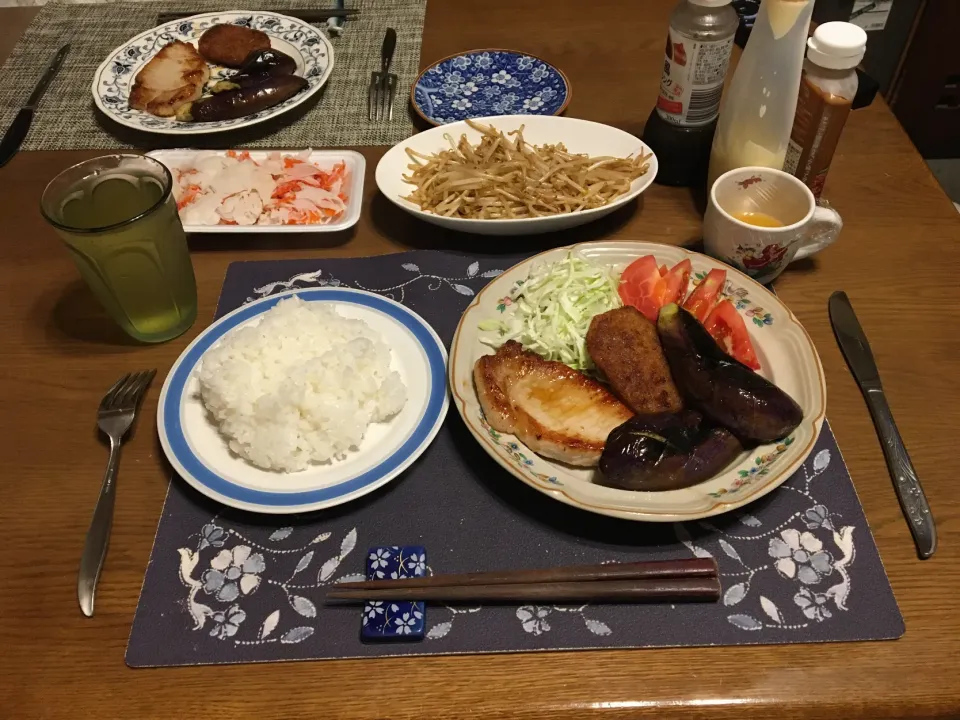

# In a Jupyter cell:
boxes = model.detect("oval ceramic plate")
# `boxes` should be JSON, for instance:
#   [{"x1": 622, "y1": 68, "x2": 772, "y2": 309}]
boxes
[
  {"x1": 93, "y1": 11, "x2": 334, "y2": 135},
  {"x1": 450, "y1": 242, "x2": 826, "y2": 522},
  {"x1": 376, "y1": 114, "x2": 657, "y2": 236},
  {"x1": 158, "y1": 288, "x2": 449, "y2": 514},
  {"x1": 412, "y1": 49, "x2": 570, "y2": 125}
]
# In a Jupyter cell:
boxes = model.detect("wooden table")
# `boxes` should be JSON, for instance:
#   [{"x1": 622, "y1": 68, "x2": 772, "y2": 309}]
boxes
[{"x1": 2, "y1": 2, "x2": 959, "y2": 718}]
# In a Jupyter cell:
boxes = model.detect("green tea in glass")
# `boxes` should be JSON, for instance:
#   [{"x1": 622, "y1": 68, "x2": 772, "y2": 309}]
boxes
[{"x1": 41, "y1": 154, "x2": 197, "y2": 343}]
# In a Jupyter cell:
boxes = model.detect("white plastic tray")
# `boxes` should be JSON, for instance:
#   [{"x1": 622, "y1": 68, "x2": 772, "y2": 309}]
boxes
[{"x1": 146, "y1": 149, "x2": 365, "y2": 233}]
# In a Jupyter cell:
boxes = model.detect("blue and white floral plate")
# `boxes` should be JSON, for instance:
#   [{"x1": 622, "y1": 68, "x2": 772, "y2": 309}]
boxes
[
  {"x1": 92, "y1": 11, "x2": 334, "y2": 135},
  {"x1": 450, "y1": 242, "x2": 826, "y2": 522},
  {"x1": 411, "y1": 49, "x2": 570, "y2": 126},
  {"x1": 157, "y1": 288, "x2": 449, "y2": 514}
]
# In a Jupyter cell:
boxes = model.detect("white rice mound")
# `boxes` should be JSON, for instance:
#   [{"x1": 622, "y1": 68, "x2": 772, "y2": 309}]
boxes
[{"x1": 198, "y1": 296, "x2": 407, "y2": 472}]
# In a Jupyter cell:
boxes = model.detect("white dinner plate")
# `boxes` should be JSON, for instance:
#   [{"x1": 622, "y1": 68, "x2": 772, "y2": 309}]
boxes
[
  {"x1": 147, "y1": 149, "x2": 365, "y2": 233},
  {"x1": 93, "y1": 11, "x2": 334, "y2": 135},
  {"x1": 375, "y1": 114, "x2": 658, "y2": 236},
  {"x1": 158, "y1": 288, "x2": 449, "y2": 514},
  {"x1": 449, "y1": 242, "x2": 826, "y2": 522}
]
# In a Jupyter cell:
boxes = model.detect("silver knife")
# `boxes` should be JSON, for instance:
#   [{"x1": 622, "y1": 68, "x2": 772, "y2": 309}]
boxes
[
  {"x1": 0, "y1": 44, "x2": 70, "y2": 168},
  {"x1": 829, "y1": 291, "x2": 937, "y2": 559}
]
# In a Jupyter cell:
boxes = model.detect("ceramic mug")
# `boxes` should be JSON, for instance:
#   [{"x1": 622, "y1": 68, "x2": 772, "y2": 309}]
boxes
[{"x1": 704, "y1": 166, "x2": 842, "y2": 284}]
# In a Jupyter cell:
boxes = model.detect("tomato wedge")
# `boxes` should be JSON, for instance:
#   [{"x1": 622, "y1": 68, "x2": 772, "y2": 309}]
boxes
[
  {"x1": 683, "y1": 268, "x2": 726, "y2": 322},
  {"x1": 662, "y1": 259, "x2": 692, "y2": 305},
  {"x1": 659, "y1": 264, "x2": 669, "y2": 277},
  {"x1": 704, "y1": 300, "x2": 761, "y2": 370},
  {"x1": 619, "y1": 255, "x2": 667, "y2": 323}
]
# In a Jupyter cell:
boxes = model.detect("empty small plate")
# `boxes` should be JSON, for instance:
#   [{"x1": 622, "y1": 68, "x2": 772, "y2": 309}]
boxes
[{"x1": 411, "y1": 49, "x2": 570, "y2": 126}]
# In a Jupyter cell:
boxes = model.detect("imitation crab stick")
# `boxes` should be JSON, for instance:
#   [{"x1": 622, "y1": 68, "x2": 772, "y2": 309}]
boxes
[{"x1": 171, "y1": 151, "x2": 349, "y2": 227}]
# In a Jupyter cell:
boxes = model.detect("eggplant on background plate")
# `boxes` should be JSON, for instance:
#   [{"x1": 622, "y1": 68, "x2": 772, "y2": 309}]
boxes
[
  {"x1": 177, "y1": 74, "x2": 308, "y2": 122},
  {"x1": 176, "y1": 48, "x2": 307, "y2": 123}
]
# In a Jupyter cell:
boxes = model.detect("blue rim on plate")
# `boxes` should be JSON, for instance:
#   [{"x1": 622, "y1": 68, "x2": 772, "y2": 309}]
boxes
[
  {"x1": 92, "y1": 11, "x2": 334, "y2": 135},
  {"x1": 411, "y1": 49, "x2": 571, "y2": 126},
  {"x1": 157, "y1": 288, "x2": 449, "y2": 514}
]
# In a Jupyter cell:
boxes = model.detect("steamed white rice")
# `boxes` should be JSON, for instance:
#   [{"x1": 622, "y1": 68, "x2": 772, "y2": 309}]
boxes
[{"x1": 198, "y1": 296, "x2": 407, "y2": 472}]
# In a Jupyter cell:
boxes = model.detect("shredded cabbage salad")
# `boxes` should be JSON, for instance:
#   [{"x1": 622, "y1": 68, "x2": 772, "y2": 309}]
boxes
[{"x1": 479, "y1": 253, "x2": 622, "y2": 370}]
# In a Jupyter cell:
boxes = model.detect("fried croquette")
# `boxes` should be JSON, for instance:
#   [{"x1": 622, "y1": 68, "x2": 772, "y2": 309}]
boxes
[
  {"x1": 586, "y1": 306, "x2": 684, "y2": 415},
  {"x1": 198, "y1": 24, "x2": 271, "y2": 68}
]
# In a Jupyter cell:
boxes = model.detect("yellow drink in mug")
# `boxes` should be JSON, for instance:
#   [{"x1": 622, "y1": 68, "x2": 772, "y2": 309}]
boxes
[
  {"x1": 41, "y1": 155, "x2": 197, "y2": 343},
  {"x1": 703, "y1": 166, "x2": 843, "y2": 284}
]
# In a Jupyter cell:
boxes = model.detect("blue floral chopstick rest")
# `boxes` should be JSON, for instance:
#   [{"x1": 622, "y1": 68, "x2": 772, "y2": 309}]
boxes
[{"x1": 361, "y1": 545, "x2": 426, "y2": 641}]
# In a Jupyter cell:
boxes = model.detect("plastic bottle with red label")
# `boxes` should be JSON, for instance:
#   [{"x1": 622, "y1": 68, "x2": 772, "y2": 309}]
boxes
[
  {"x1": 783, "y1": 22, "x2": 867, "y2": 200},
  {"x1": 642, "y1": 0, "x2": 739, "y2": 187}
]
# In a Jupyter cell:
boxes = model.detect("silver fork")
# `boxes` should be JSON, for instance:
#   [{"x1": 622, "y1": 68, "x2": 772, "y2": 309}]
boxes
[
  {"x1": 368, "y1": 27, "x2": 397, "y2": 121},
  {"x1": 78, "y1": 370, "x2": 156, "y2": 617}
]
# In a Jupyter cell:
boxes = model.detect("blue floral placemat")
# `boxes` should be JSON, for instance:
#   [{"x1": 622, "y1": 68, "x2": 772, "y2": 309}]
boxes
[{"x1": 126, "y1": 250, "x2": 903, "y2": 667}]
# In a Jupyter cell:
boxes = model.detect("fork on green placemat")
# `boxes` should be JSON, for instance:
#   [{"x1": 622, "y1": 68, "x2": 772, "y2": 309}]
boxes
[{"x1": 368, "y1": 28, "x2": 398, "y2": 121}]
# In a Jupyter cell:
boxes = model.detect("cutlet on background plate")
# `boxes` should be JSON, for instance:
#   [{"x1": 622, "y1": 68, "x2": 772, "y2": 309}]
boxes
[
  {"x1": 129, "y1": 41, "x2": 210, "y2": 117},
  {"x1": 198, "y1": 24, "x2": 271, "y2": 68}
]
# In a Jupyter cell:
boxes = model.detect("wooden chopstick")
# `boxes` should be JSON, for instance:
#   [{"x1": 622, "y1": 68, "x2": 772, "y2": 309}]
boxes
[
  {"x1": 333, "y1": 558, "x2": 717, "y2": 592},
  {"x1": 157, "y1": 8, "x2": 360, "y2": 24},
  {"x1": 326, "y1": 577, "x2": 722, "y2": 604}
]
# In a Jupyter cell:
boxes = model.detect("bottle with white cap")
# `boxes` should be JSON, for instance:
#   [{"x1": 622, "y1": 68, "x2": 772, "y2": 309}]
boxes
[
  {"x1": 783, "y1": 21, "x2": 868, "y2": 199},
  {"x1": 641, "y1": 0, "x2": 739, "y2": 187}
]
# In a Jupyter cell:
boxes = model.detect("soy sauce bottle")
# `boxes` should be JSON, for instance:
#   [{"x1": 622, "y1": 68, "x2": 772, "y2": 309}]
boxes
[{"x1": 643, "y1": 0, "x2": 739, "y2": 187}]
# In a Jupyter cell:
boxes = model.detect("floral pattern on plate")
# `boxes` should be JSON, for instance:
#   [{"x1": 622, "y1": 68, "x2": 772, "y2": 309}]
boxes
[
  {"x1": 708, "y1": 437, "x2": 794, "y2": 498},
  {"x1": 480, "y1": 416, "x2": 563, "y2": 486},
  {"x1": 93, "y1": 11, "x2": 334, "y2": 135},
  {"x1": 412, "y1": 49, "x2": 569, "y2": 125}
]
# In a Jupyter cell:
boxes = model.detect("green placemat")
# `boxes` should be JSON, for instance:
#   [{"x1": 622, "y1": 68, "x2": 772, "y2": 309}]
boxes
[{"x1": 0, "y1": 0, "x2": 425, "y2": 149}]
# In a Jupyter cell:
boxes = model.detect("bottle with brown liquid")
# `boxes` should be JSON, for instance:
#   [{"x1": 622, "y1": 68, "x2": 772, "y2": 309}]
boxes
[{"x1": 783, "y1": 21, "x2": 867, "y2": 200}]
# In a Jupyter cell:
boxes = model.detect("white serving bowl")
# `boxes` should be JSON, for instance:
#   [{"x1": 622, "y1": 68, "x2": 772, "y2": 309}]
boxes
[{"x1": 375, "y1": 115, "x2": 658, "y2": 236}]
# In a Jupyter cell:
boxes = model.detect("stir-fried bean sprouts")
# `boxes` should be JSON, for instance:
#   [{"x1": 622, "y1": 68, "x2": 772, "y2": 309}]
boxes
[{"x1": 401, "y1": 119, "x2": 651, "y2": 219}]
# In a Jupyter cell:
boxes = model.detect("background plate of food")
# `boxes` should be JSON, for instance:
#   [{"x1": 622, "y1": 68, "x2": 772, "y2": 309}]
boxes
[
  {"x1": 93, "y1": 11, "x2": 334, "y2": 135},
  {"x1": 148, "y1": 149, "x2": 364, "y2": 232},
  {"x1": 449, "y1": 242, "x2": 826, "y2": 522},
  {"x1": 375, "y1": 115, "x2": 657, "y2": 235},
  {"x1": 158, "y1": 288, "x2": 448, "y2": 514}
]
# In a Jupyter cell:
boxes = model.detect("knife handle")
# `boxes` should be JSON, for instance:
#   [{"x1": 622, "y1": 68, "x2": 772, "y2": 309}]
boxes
[
  {"x1": 0, "y1": 108, "x2": 33, "y2": 169},
  {"x1": 864, "y1": 388, "x2": 937, "y2": 559},
  {"x1": 381, "y1": 28, "x2": 397, "y2": 75}
]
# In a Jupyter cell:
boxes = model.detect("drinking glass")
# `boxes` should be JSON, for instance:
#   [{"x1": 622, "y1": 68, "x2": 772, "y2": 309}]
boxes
[{"x1": 41, "y1": 154, "x2": 197, "y2": 343}]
